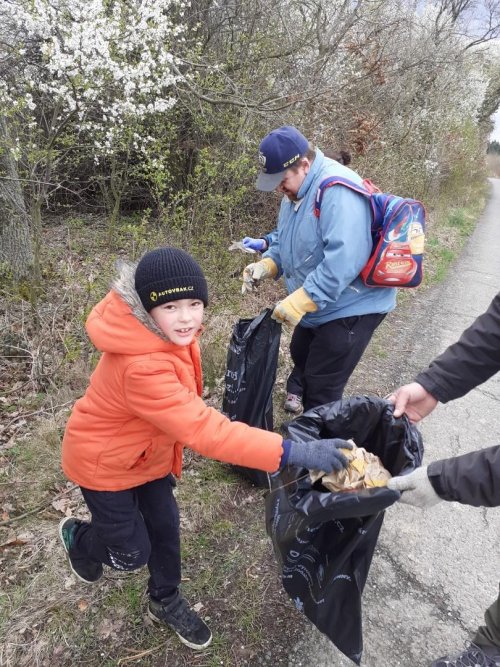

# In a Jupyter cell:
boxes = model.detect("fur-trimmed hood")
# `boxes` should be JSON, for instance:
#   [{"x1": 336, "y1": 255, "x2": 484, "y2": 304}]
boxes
[
  {"x1": 111, "y1": 259, "x2": 169, "y2": 342},
  {"x1": 85, "y1": 260, "x2": 194, "y2": 354}
]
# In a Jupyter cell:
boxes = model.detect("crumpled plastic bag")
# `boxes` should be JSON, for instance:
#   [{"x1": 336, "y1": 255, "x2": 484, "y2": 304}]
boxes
[
  {"x1": 310, "y1": 440, "x2": 392, "y2": 492},
  {"x1": 228, "y1": 241, "x2": 256, "y2": 254}
]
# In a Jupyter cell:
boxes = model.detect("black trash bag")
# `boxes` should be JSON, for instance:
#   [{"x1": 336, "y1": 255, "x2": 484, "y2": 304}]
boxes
[
  {"x1": 265, "y1": 395, "x2": 423, "y2": 664},
  {"x1": 222, "y1": 309, "x2": 281, "y2": 487}
]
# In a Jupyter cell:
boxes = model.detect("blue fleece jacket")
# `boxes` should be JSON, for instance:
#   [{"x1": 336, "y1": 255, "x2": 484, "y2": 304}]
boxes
[{"x1": 263, "y1": 149, "x2": 397, "y2": 327}]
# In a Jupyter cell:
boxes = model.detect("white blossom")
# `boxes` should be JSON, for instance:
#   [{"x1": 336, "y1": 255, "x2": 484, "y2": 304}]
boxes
[{"x1": 2, "y1": 0, "x2": 189, "y2": 151}]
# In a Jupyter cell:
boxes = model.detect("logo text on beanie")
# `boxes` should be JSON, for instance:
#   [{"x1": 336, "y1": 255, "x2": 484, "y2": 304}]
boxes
[{"x1": 150, "y1": 286, "x2": 195, "y2": 302}]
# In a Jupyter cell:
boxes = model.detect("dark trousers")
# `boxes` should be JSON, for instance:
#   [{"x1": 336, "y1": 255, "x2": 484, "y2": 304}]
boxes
[
  {"x1": 290, "y1": 313, "x2": 386, "y2": 412},
  {"x1": 474, "y1": 584, "x2": 500, "y2": 649},
  {"x1": 286, "y1": 365, "x2": 303, "y2": 396},
  {"x1": 74, "y1": 475, "x2": 181, "y2": 601}
]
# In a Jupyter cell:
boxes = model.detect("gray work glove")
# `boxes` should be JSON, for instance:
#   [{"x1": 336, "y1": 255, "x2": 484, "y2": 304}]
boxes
[
  {"x1": 288, "y1": 439, "x2": 353, "y2": 473},
  {"x1": 387, "y1": 466, "x2": 443, "y2": 508}
]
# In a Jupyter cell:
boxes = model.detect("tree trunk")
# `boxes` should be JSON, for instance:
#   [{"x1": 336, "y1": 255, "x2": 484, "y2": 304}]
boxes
[{"x1": 0, "y1": 116, "x2": 33, "y2": 281}]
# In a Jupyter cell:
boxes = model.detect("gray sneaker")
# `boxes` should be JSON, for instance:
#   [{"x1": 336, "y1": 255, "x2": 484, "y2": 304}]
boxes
[
  {"x1": 431, "y1": 642, "x2": 500, "y2": 667},
  {"x1": 284, "y1": 393, "x2": 302, "y2": 413}
]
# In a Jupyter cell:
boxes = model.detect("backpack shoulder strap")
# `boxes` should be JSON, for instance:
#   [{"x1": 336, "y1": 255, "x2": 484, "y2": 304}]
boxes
[
  {"x1": 314, "y1": 175, "x2": 371, "y2": 218},
  {"x1": 361, "y1": 178, "x2": 381, "y2": 194}
]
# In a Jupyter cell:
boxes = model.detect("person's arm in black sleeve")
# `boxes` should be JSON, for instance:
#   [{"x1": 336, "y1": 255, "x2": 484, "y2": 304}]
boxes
[
  {"x1": 427, "y1": 445, "x2": 500, "y2": 507},
  {"x1": 416, "y1": 292, "x2": 500, "y2": 403},
  {"x1": 388, "y1": 445, "x2": 500, "y2": 508}
]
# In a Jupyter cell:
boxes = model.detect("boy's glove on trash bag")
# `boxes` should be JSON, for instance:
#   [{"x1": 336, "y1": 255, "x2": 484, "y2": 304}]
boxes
[
  {"x1": 242, "y1": 237, "x2": 267, "y2": 252},
  {"x1": 241, "y1": 258, "x2": 278, "y2": 294},
  {"x1": 286, "y1": 438, "x2": 353, "y2": 473},
  {"x1": 388, "y1": 466, "x2": 442, "y2": 508},
  {"x1": 272, "y1": 287, "x2": 318, "y2": 326}
]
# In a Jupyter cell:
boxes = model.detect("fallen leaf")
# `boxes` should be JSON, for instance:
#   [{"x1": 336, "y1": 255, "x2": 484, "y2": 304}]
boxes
[
  {"x1": 64, "y1": 576, "x2": 75, "y2": 589},
  {"x1": 17, "y1": 531, "x2": 34, "y2": 540},
  {"x1": 78, "y1": 599, "x2": 89, "y2": 612},
  {"x1": 98, "y1": 617, "x2": 124, "y2": 639},
  {"x1": 51, "y1": 497, "x2": 72, "y2": 514},
  {"x1": 0, "y1": 538, "x2": 28, "y2": 551}
]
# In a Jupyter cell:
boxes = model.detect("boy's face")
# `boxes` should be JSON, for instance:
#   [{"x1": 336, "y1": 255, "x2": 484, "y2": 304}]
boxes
[{"x1": 149, "y1": 298, "x2": 204, "y2": 346}]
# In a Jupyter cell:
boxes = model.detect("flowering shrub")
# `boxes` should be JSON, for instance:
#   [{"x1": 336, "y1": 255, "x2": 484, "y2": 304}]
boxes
[{"x1": 1, "y1": 0, "x2": 188, "y2": 153}]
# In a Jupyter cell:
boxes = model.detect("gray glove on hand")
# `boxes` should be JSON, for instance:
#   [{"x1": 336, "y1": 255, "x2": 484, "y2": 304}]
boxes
[
  {"x1": 387, "y1": 466, "x2": 442, "y2": 508},
  {"x1": 288, "y1": 439, "x2": 352, "y2": 473}
]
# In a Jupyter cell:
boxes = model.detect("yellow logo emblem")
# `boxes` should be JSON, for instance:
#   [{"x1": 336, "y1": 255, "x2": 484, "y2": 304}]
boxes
[{"x1": 150, "y1": 291, "x2": 158, "y2": 302}]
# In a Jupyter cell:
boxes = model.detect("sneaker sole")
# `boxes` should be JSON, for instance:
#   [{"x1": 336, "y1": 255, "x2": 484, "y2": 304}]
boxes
[
  {"x1": 284, "y1": 405, "x2": 302, "y2": 414},
  {"x1": 147, "y1": 607, "x2": 213, "y2": 650},
  {"x1": 58, "y1": 517, "x2": 102, "y2": 585}
]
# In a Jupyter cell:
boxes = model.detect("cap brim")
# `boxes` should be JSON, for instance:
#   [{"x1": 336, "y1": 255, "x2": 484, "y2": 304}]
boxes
[{"x1": 256, "y1": 170, "x2": 286, "y2": 192}]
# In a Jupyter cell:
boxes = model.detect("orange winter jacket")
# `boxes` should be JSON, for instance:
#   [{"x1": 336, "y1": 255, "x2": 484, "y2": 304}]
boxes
[{"x1": 62, "y1": 267, "x2": 283, "y2": 491}]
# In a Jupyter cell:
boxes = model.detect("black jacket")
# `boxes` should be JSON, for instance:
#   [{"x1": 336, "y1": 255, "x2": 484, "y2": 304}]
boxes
[{"x1": 415, "y1": 291, "x2": 500, "y2": 507}]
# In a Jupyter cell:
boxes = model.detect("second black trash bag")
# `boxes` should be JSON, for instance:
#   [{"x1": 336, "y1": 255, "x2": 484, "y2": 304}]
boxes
[
  {"x1": 222, "y1": 309, "x2": 281, "y2": 487},
  {"x1": 265, "y1": 395, "x2": 423, "y2": 665}
]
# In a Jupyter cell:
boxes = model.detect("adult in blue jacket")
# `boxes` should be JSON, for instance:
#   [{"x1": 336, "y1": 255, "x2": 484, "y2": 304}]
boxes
[
  {"x1": 241, "y1": 149, "x2": 353, "y2": 415},
  {"x1": 242, "y1": 125, "x2": 396, "y2": 411}
]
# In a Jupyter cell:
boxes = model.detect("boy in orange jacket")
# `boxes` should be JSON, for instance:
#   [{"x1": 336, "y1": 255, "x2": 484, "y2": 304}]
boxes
[{"x1": 59, "y1": 246, "x2": 352, "y2": 650}]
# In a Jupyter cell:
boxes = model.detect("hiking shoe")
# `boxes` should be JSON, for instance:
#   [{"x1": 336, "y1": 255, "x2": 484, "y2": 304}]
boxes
[
  {"x1": 148, "y1": 593, "x2": 212, "y2": 650},
  {"x1": 284, "y1": 393, "x2": 303, "y2": 413},
  {"x1": 58, "y1": 517, "x2": 103, "y2": 584},
  {"x1": 431, "y1": 641, "x2": 500, "y2": 666}
]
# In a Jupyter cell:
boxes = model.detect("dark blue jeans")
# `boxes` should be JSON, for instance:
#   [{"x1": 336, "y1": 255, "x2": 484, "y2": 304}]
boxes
[
  {"x1": 73, "y1": 474, "x2": 180, "y2": 601},
  {"x1": 290, "y1": 313, "x2": 386, "y2": 411}
]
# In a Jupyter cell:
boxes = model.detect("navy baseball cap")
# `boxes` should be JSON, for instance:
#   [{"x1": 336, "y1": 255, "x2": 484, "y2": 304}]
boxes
[{"x1": 256, "y1": 126, "x2": 309, "y2": 191}]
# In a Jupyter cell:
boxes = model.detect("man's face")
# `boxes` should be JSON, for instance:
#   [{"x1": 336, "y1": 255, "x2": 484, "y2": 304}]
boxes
[{"x1": 276, "y1": 159, "x2": 310, "y2": 199}]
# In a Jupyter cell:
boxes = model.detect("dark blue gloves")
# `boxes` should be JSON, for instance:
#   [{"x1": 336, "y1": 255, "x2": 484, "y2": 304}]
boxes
[
  {"x1": 242, "y1": 236, "x2": 267, "y2": 252},
  {"x1": 282, "y1": 438, "x2": 353, "y2": 473}
]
